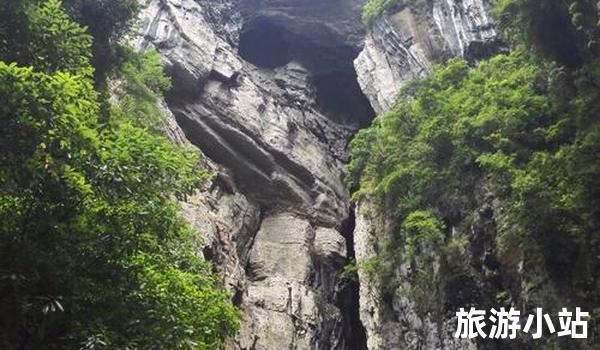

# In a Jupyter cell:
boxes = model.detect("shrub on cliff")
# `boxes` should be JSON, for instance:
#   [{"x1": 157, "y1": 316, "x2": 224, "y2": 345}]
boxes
[{"x1": 349, "y1": 46, "x2": 600, "y2": 318}]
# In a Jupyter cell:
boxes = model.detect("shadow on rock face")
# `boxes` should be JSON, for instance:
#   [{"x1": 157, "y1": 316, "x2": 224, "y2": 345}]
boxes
[
  {"x1": 238, "y1": 17, "x2": 375, "y2": 128},
  {"x1": 239, "y1": 19, "x2": 292, "y2": 69}
]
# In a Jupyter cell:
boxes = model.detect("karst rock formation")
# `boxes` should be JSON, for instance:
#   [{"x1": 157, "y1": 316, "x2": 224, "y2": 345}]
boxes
[{"x1": 133, "y1": 0, "x2": 500, "y2": 348}]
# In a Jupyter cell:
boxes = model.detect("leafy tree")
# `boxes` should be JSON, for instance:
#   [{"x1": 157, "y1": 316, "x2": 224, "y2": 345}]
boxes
[
  {"x1": 62, "y1": 0, "x2": 139, "y2": 83},
  {"x1": 114, "y1": 47, "x2": 174, "y2": 130},
  {"x1": 62, "y1": 0, "x2": 138, "y2": 40},
  {"x1": 0, "y1": 1, "x2": 239, "y2": 348},
  {"x1": 495, "y1": 0, "x2": 600, "y2": 66},
  {"x1": 0, "y1": 0, "x2": 92, "y2": 75}
]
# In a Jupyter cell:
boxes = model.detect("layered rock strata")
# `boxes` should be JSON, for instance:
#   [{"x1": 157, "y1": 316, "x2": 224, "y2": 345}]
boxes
[
  {"x1": 135, "y1": 0, "x2": 372, "y2": 348},
  {"x1": 354, "y1": 0, "x2": 500, "y2": 113},
  {"x1": 135, "y1": 0, "x2": 503, "y2": 348}
]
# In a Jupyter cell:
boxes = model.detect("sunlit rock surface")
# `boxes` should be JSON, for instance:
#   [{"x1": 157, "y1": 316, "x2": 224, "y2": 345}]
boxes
[{"x1": 354, "y1": 0, "x2": 500, "y2": 113}]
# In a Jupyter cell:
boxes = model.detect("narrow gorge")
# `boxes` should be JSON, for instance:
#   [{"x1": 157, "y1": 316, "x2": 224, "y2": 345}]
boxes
[
  {"x1": 3, "y1": 0, "x2": 600, "y2": 348},
  {"x1": 133, "y1": 0, "x2": 503, "y2": 348}
]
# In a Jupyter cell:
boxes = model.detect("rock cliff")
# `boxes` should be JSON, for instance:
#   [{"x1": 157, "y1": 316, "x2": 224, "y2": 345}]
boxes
[
  {"x1": 352, "y1": 1, "x2": 505, "y2": 349},
  {"x1": 135, "y1": 0, "x2": 371, "y2": 348},
  {"x1": 352, "y1": 2, "x2": 595, "y2": 350},
  {"x1": 133, "y1": 0, "x2": 502, "y2": 349},
  {"x1": 355, "y1": 0, "x2": 500, "y2": 113}
]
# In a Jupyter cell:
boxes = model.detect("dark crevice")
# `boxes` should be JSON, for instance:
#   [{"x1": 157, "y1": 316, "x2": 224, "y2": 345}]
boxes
[
  {"x1": 311, "y1": 70, "x2": 375, "y2": 129},
  {"x1": 239, "y1": 16, "x2": 371, "y2": 349},
  {"x1": 231, "y1": 288, "x2": 244, "y2": 307},
  {"x1": 202, "y1": 246, "x2": 215, "y2": 262},
  {"x1": 341, "y1": 208, "x2": 358, "y2": 259},
  {"x1": 337, "y1": 208, "x2": 368, "y2": 350},
  {"x1": 236, "y1": 14, "x2": 372, "y2": 349}
]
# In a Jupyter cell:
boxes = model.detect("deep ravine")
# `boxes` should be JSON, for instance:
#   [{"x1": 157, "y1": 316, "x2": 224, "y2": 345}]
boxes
[
  {"x1": 4, "y1": 0, "x2": 598, "y2": 349},
  {"x1": 134, "y1": 0, "x2": 502, "y2": 349},
  {"x1": 337, "y1": 208, "x2": 369, "y2": 350}
]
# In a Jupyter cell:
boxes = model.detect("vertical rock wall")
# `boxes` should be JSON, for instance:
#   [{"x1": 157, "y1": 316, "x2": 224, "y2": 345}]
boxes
[
  {"x1": 354, "y1": 0, "x2": 500, "y2": 113},
  {"x1": 134, "y1": 0, "x2": 511, "y2": 348},
  {"x1": 352, "y1": 1, "x2": 503, "y2": 349},
  {"x1": 134, "y1": 0, "x2": 372, "y2": 348}
]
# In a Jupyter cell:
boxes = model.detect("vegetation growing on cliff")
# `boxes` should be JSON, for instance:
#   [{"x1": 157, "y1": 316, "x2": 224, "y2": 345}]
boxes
[
  {"x1": 362, "y1": 0, "x2": 426, "y2": 27},
  {"x1": 0, "y1": 1, "x2": 239, "y2": 348},
  {"x1": 362, "y1": 0, "x2": 401, "y2": 27},
  {"x1": 350, "y1": 0, "x2": 600, "y2": 335}
]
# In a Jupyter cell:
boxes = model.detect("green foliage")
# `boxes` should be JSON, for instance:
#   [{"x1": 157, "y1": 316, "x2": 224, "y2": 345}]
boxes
[
  {"x1": 62, "y1": 0, "x2": 140, "y2": 84},
  {"x1": 350, "y1": 53, "x2": 550, "y2": 221},
  {"x1": 362, "y1": 0, "x2": 402, "y2": 27},
  {"x1": 349, "y1": 47, "x2": 600, "y2": 314},
  {"x1": 62, "y1": 0, "x2": 139, "y2": 41},
  {"x1": 340, "y1": 257, "x2": 389, "y2": 283},
  {"x1": 128, "y1": 250, "x2": 240, "y2": 349},
  {"x1": 0, "y1": 0, "x2": 93, "y2": 74},
  {"x1": 341, "y1": 256, "x2": 394, "y2": 292},
  {"x1": 402, "y1": 210, "x2": 445, "y2": 263},
  {"x1": 0, "y1": 1, "x2": 239, "y2": 348},
  {"x1": 27, "y1": 0, "x2": 93, "y2": 74},
  {"x1": 114, "y1": 47, "x2": 173, "y2": 130},
  {"x1": 121, "y1": 48, "x2": 172, "y2": 95},
  {"x1": 340, "y1": 259, "x2": 360, "y2": 282},
  {"x1": 493, "y1": 0, "x2": 600, "y2": 66},
  {"x1": 0, "y1": 0, "x2": 32, "y2": 66},
  {"x1": 362, "y1": 0, "x2": 427, "y2": 27}
]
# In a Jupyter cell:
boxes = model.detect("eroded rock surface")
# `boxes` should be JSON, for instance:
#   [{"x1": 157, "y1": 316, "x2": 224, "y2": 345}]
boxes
[
  {"x1": 354, "y1": 0, "x2": 501, "y2": 113},
  {"x1": 351, "y1": 2, "x2": 508, "y2": 349},
  {"x1": 134, "y1": 0, "x2": 505, "y2": 348},
  {"x1": 354, "y1": 203, "x2": 479, "y2": 350},
  {"x1": 134, "y1": 0, "x2": 372, "y2": 348},
  {"x1": 136, "y1": 0, "x2": 377, "y2": 226}
]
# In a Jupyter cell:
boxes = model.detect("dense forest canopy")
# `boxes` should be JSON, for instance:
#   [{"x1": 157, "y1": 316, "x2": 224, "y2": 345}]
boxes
[{"x1": 0, "y1": 1, "x2": 239, "y2": 349}]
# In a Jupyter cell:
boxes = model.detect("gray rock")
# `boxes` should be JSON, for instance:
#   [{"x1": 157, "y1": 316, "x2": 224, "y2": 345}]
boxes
[
  {"x1": 354, "y1": 0, "x2": 500, "y2": 113},
  {"x1": 239, "y1": 214, "x2": 318, "y2": 349},
  {"x1": 351, "y1": 2, "x2": 505, "y2": 348},
  {"x1": 132, "y1": 0, "x2": 506, "y2": 348},
  {"x1": 134, "y1": 0, "x2": 370, "y2": 226},
  {"x1": 132, "y1": 1, "x2": 365, "y2": 342},
  {"x1": 354, "y1": 202, "x2": 479, "y2": 350},
  {"x1": 248, "y1": 214, "x2": 314, "y2": 281},
  {"x1": 314, "y1": 227, "x2": 347, "y2": 261}
]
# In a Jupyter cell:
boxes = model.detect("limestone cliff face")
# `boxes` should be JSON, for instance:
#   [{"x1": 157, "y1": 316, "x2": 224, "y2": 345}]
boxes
[
  {"x1": 354, "y1": 0, "x2": 500, "y2": 113},
  {"x1": 351, "y1": 1, "x2": 506, "y2": 349},
  {"x1": 352, "y1": 1, "x2": 505, "y2": 349},
  {"x1": 353, "y1": 207, "x2": 477, "y2": 350},
  {"x1": 134, "y1": 0, "x2": 503, "y2": 349},
  {"x1": 134, "y1": 0, "x2": 370, "y2": 349},
  {"x1": 352, "y1": 3, "x2": 592, "y2": 350},
  {"x1": 137, "y1": 0, "x2": 361, "y2": 225}
]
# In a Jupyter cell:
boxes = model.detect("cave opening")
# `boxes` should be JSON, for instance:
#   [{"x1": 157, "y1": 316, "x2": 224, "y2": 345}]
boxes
[
  {"x1": 312, "y1": 69, "x2": 375, "y2": 128},
  {"x1": 238, "y1": 18, "x2": 375, "y2": 128},
  {"x1": 238, "y1": 17, "x2": 371, "y2": 349},
  {"x1": 238, "y1": 20, "x2": 292, "y2": 69}
]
